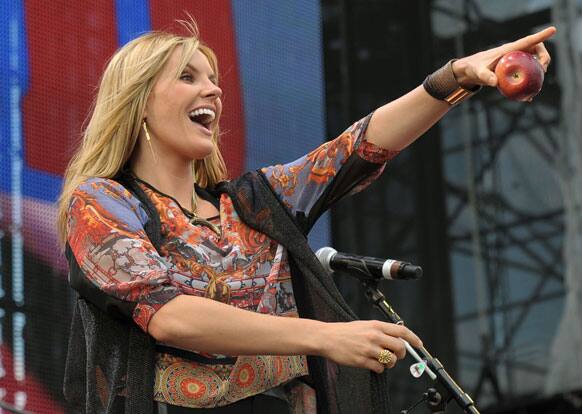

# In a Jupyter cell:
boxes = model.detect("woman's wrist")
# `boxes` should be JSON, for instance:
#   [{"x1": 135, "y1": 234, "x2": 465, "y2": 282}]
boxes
[
  {"x1": 297, "y1": 318, "x2": 329, "y2": 357},
  {"x1": 451, "y1": 59, "x2": 477, "y2": 88},
  {"x1": 423, "y1": 59, "x2": 481, "y2": 106}
]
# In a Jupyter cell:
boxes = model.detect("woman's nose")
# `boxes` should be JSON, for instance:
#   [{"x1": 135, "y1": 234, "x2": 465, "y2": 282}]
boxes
[{"x1": 203, "y1": 81, "x2": 222, "y2": 99}]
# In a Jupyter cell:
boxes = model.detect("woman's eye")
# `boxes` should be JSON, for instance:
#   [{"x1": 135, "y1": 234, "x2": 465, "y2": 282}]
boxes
[{"x1": 180, "y1": 73, "x2": 193, "y2": 82}]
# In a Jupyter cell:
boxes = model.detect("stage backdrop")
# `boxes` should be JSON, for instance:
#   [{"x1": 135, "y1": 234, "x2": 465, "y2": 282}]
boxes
[{"x1": 0, "y1": 1, "x2": 328, "y2": 412}]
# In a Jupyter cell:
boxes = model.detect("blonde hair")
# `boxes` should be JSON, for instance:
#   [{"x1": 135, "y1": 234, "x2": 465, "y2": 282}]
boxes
[{"x1": 56, "y1": 20, "x2": 227, "y2": 247}]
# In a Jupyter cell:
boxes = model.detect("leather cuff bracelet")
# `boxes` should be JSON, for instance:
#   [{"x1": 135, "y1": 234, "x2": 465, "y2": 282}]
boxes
[{"x1": 423, "y1": 59, "x2": 481, "y2": 106}]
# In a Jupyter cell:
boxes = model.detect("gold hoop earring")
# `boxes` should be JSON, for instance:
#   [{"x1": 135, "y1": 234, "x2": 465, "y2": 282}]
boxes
[{"x1": 142, "y1": 120, "x2": 158, "y2": 164}]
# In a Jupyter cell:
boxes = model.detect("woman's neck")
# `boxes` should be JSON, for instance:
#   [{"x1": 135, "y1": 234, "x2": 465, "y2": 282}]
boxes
[{"x1": 130, "y1": 157, "x2": 195, "y2": 211}]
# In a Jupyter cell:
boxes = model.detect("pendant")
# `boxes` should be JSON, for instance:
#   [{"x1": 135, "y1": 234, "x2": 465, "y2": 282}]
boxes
[{"x1": 190, "y1": 217, "x2": 222, "y2": 238}]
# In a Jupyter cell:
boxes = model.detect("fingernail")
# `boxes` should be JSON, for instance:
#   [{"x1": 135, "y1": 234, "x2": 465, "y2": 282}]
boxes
[{"x1": 489, "y1": 75, "x2": 496, "y2": 84}]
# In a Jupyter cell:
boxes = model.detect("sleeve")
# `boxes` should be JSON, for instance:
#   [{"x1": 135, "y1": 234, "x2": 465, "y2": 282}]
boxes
[
  {"x1": 261, "y1": 113, "x2": 399, "y2": 224},
  {"x1": 66, "y1": 177, "x2": 181, "y2": 332}
]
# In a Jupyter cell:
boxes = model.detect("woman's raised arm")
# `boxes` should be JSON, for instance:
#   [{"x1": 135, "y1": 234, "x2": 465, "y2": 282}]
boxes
[{"x1": 365, "y1": 26, "x2": 556, "y2": 151}]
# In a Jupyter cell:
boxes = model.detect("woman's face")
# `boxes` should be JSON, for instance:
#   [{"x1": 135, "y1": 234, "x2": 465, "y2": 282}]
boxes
[{"x1": 144, "y1": 47, "x2": 222, "y2": 162}]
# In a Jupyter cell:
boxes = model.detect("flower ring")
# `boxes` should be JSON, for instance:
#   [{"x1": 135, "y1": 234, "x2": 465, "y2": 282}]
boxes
[{"x1": 377, "y1": 349, "x2": 393, "y2": 366}]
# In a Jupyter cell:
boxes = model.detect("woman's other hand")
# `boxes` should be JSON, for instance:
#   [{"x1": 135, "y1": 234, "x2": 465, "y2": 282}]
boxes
[{"x1": 318, "y1": 320, "x2": 423, "y2": 374}]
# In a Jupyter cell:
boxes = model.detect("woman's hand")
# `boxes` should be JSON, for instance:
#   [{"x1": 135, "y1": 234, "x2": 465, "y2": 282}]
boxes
[
  {"x1": 318, "y1": 320, "x2": 423, "y2": 374},
  {"x1": 452, "y1": 26, "x2": 556, "y2": 88}
]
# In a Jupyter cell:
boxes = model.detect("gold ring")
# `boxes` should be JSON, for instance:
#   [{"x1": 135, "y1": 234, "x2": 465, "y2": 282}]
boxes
[{"x1": 377, "y1": 349, "x2": 392, "y2": 365}]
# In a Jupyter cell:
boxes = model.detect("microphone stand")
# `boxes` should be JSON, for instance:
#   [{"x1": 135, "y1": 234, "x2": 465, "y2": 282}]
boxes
[{"x1": 358, "y1": 276, "x2": 480, "y2": 414}]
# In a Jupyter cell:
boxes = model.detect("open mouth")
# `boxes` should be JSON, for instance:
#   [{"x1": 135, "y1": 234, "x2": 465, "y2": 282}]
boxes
[{"x1": 188, "y1": 108, "x2": 216, "y2": 132}]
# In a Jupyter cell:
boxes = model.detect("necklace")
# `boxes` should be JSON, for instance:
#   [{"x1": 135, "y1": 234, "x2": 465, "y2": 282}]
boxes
[
  {"x1": 130, "y1": 173, "x2": 222, "y2": 238},
  {"x1": 183, "y1": 192, "x2": 222, "y2": 238}
]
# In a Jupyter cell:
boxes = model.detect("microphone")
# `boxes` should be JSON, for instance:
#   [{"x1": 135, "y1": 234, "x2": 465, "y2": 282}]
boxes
[{"x1": 315, "y1": 247, "x2": 422, "y2": 281}]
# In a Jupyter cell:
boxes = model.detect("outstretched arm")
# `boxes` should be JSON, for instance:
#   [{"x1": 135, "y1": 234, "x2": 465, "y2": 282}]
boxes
[{"x1": 365, "y1": 26, "x2": 556, "y2": 151}]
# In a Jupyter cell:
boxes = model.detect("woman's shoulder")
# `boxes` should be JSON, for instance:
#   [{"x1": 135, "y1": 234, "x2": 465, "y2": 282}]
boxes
[
  {"x1": 74, "y1": 176, "x2": 133, "y2": 197},
  {"x1": 69, "y1": 176, "x2": 150, "y2": 224},
  {"x1": 71, "y1": 176, "x2": 142, "y2": 210}
]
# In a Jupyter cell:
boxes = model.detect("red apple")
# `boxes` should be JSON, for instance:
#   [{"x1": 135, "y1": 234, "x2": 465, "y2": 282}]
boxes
[{"x1": 494, "y1": 51, "x2": 545, "y2": 101}]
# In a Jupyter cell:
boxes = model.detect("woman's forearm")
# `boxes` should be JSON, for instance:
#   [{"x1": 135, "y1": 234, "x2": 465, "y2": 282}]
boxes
[
  {"x1": 365, "y1": 85, "x2": 450, "y2": 151},
  {"x1": 148, "y1": 294, "x2": 326, "y2": 356},
  {"x1": 149, "y1": 293, "x2": 423, "y2": 374}
]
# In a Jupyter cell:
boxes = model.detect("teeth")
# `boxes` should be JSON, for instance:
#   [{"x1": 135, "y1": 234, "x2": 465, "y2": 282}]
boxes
[{"x1": 188, "y1": 108, "x2": 216, "y2": 122}]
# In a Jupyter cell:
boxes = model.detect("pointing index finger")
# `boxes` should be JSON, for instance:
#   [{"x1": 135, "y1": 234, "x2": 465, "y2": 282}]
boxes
[{"x1": 502, "y1": 26, "x2": 557, "y2": 55}]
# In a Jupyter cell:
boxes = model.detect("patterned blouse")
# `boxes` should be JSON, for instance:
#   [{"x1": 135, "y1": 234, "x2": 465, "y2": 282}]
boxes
[{"x1": 66, "y1": 114, "x2": 398, "y2": 411}]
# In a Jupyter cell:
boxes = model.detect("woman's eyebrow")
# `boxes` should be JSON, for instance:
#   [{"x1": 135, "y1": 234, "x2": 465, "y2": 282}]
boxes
[
  {"x1": 185, "y1": 63, "x2": 199, "y2": 73},
  {"x1": 185, "y1": 64, "x2": 217, "y2": 82}
]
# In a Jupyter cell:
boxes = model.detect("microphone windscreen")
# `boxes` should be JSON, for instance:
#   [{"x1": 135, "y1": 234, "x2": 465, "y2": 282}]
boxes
[
  {"x1": 401, "y1": 263, "x2": 423, "y2": 279},
  {"x1": 315, "y1": 246, "x2": 337, "y2": 273}
]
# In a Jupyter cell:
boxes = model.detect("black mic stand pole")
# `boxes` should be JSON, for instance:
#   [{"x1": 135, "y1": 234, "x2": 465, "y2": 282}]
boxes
[{"x1": 359, "y1": 277, "x2": 480, "y2": 414}]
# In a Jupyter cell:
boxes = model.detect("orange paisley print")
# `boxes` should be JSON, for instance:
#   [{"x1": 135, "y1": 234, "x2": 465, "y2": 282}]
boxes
[
  {"x1": 305, "y1": 132, "x2": 354, "y2": 184},
  {"x1": 261, "y1": 113, "x2": 398, "y2": 221}
]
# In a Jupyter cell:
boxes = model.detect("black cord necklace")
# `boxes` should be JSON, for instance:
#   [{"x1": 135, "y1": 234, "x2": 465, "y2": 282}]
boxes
[{"x1": 130, "y1": 173, "x2": 222, "y2": 238}]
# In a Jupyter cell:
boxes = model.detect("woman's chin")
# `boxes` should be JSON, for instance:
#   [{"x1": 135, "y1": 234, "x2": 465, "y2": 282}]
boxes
[{"x1": 187, "y1": 144, "x2": 215, "y2": 161}]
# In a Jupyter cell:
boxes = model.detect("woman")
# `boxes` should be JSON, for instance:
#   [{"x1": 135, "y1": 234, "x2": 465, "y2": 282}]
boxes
[{"x1": 58, "y1": 20, "x2": 554, "y2": 414}]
